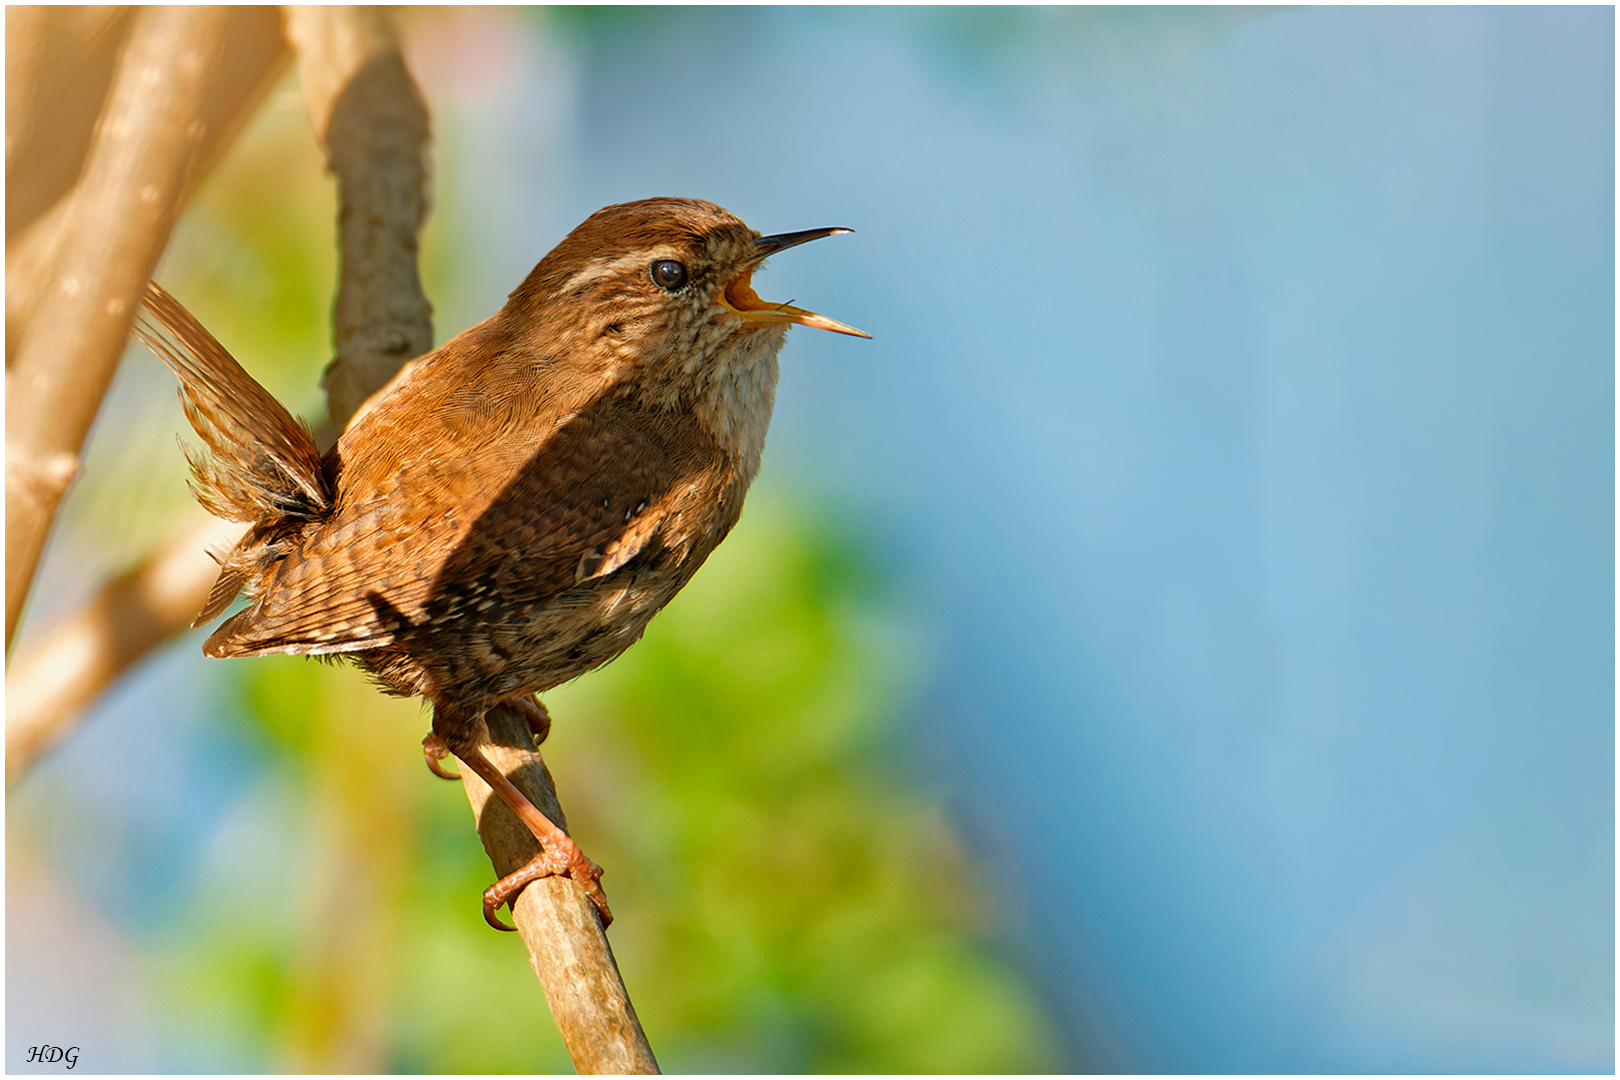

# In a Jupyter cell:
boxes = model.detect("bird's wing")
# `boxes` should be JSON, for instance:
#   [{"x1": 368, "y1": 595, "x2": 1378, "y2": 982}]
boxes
[{"x1": 204, "y1": 399, "x2": 689, "y2": 657}]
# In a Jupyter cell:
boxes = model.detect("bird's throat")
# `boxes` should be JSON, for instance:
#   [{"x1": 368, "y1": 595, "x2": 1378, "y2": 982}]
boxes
[{"x1": 689, "y1": 324, "x2": 785, "y2": 478}]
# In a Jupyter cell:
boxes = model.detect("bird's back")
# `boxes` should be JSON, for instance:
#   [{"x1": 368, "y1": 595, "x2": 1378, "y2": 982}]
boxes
[{"x1": 204, "y1": 310, "x2": 741, "y2": 703}]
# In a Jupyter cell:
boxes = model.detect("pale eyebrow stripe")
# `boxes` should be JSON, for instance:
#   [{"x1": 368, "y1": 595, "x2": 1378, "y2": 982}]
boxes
[{"x1": 558, "y1": 252, "x2": 661, "y2": 295}]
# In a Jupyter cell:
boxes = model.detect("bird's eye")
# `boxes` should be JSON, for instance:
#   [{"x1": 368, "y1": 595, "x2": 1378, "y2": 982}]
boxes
[{"x1": 650, "y1": 260, "x2": 688, "y2": 291}]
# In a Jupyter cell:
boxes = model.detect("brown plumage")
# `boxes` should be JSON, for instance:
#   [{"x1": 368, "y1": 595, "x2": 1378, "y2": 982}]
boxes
[{"x1": 133, "y1": 197, "x2": 866, "y2": 929}]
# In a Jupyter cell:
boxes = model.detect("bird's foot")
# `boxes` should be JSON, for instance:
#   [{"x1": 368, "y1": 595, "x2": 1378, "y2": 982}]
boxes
[
  {"x1": 482, "y1": 838, "x2": 612, "y2": 932},
  {"x1": 505, "y1": 694, "x2": 552, "y2": 745},
  {"x1": 422, "y1": 732, "x2": 461, "y2": 780},
  {"x1": 448, "y1": 739, "x2": 613, "y2": 932}
]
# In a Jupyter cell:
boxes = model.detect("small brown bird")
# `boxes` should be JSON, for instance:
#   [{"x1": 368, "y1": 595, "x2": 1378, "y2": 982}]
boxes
[{"x1": 133, "y1": 197, "x2": 866, "y2": 930}]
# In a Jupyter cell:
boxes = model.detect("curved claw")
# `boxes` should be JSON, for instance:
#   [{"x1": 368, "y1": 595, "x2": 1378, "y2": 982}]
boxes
[
  {"x1": 422, "y1": 733, "x2": 460, "y2": 780},
  {"x1": 481, "y1": 846, "x2": 613, "y2": 931},
  {"x1": 507, "y1": 694, "x2": 552, "y2": 745},
  {"x1": 483, "y1": 889, "x2": 519, "y2": 932},
  {"x1": 448, "y1": 739, "x2": 614, "y2": 932}
]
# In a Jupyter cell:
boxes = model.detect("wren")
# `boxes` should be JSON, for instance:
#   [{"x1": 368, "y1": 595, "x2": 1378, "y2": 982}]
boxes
[{"x1": 133, "y1": 197, "x2": 867, "y2": 930}]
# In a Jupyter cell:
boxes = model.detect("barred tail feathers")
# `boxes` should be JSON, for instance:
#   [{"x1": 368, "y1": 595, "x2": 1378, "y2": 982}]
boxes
[{"x1": 133, "y1": 281, "x2": 331, "y2": 525}]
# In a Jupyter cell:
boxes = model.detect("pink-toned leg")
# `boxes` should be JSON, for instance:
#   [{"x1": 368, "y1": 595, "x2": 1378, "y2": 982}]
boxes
[
  {"x1": 452, "y1": 743, "x2": 612, "y2": 931},
  {"x1": 422, "y1": 732, "x2": 460, "y2": 779}
]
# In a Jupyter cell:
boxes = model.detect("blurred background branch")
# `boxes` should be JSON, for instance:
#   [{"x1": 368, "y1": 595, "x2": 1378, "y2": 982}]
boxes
[
  {"x1": 5, "y1": 510, "x2": 244, "y2": 787},
  {"x1": 5, "y1": 6, "x2": 135, "y2": 243},
  {"x1": 281, "y1": 5, "x2": 434, "y2": 428},
  {"x1": 4, "y1": 6, "x2": 412, "y2": 778},
  {"x1": 6, "y1": 5, "x2": 236, "y2": 647},
  {"x1": 5, "y1": 6, "x2": 285, "y2": 363},
  {"x1": 4, "y1": 3, "x2": 286, "y2": 781}
]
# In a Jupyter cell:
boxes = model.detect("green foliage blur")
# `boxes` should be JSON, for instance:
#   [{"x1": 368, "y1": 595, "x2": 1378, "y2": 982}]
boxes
[{"x1": 110, "y1": 57, "x2": 1059, "y2": 1074}]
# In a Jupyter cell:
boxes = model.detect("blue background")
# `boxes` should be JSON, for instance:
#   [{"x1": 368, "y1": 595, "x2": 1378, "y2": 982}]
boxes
[
  {"x1": 10, "y1": 6, "x2": 1612, "y2": 1072},
  {"x1": 439, "y1": 7, "x2": 1611, "y2": 1069}
]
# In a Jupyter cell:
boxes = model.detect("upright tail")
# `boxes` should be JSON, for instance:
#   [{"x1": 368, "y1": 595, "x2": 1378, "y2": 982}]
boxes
[
  {"x1": 133, "y1": 281, "x2": 331, "y2": 525},
  {"x1": 133, "y1": 281, "x2": 332, "y2": 624}
]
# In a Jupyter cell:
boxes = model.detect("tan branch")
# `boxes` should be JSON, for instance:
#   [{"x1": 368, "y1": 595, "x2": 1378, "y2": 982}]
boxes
[
  {"x1": 7, "y1": 6, "x2": 287, "y2": 367},
  {"x1": 4, "y1": 6, "x2": 50, "y2": 178},
  {"x1": 464, "y1": 705, "x2": 661, "y2": 1075},
  {"x1": 3, "y1": 5, "x2": 286, "y2": 778},
  {"x1": 4, "y1": 512, "x2": 246, "y2": 787},
  {"x1": 2, "y1": 6, "x2": 413, "y2": 775},
  {"x1": 5, "y1": 197, "x2": 71, "y2": 365},
  {"x1": 281, "y1": 4, "x2": 433, "y2": 430},
  {"x1": 5, "y1": 5, "x2": 230, "y2": 648},
  {"x1": 4, "y1": 5, "x2": 134, "y2": 241}
]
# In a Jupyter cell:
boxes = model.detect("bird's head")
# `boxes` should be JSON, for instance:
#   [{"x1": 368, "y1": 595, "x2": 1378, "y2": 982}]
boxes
[
  {"x1": 502, "y1": 198, "x2": 866, "y2": 460},
  {"x1": 512, "y1": 197, "x2": 865, "y2": 383}
]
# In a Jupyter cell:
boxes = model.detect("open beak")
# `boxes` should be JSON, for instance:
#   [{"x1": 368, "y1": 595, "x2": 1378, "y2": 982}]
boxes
[{"x1": 723, "y1": 227, "x2": 871, "y2": 338}]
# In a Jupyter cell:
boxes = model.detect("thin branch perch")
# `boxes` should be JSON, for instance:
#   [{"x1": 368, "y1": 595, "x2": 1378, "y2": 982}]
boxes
[{"x1": 466, "y1": 706, "x2": 661, "y2": 1074}]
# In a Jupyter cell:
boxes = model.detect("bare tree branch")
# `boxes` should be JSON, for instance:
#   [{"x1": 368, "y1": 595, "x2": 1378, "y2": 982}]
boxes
[
  {"x1": 5, "y1": 5, "x2": 231, "y2": 648},
  {"x1": 281, "y1": 4, "x2": 433, "y2": 430},
  {"x1": 4, "y1": 511, "x2": 245, "y2": 787},
  {"x1": 5, "y1": 196, "x2": 73, "y2": 365},
  {"x1": 3, "y1": 5, "x2": 286, "y2": 781},
  {"x1": 4, "y1": 5, "x2": 133, "y2": 241},
  {"x1": 3, "y1": 7, "x2": 429, "y2": 779},
  {"x1": 6, "y1": 6, "x2": 286, "y2": 366},
  {"x1": 4, "y1": 6, "x2": 51, "y2": 178}
]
